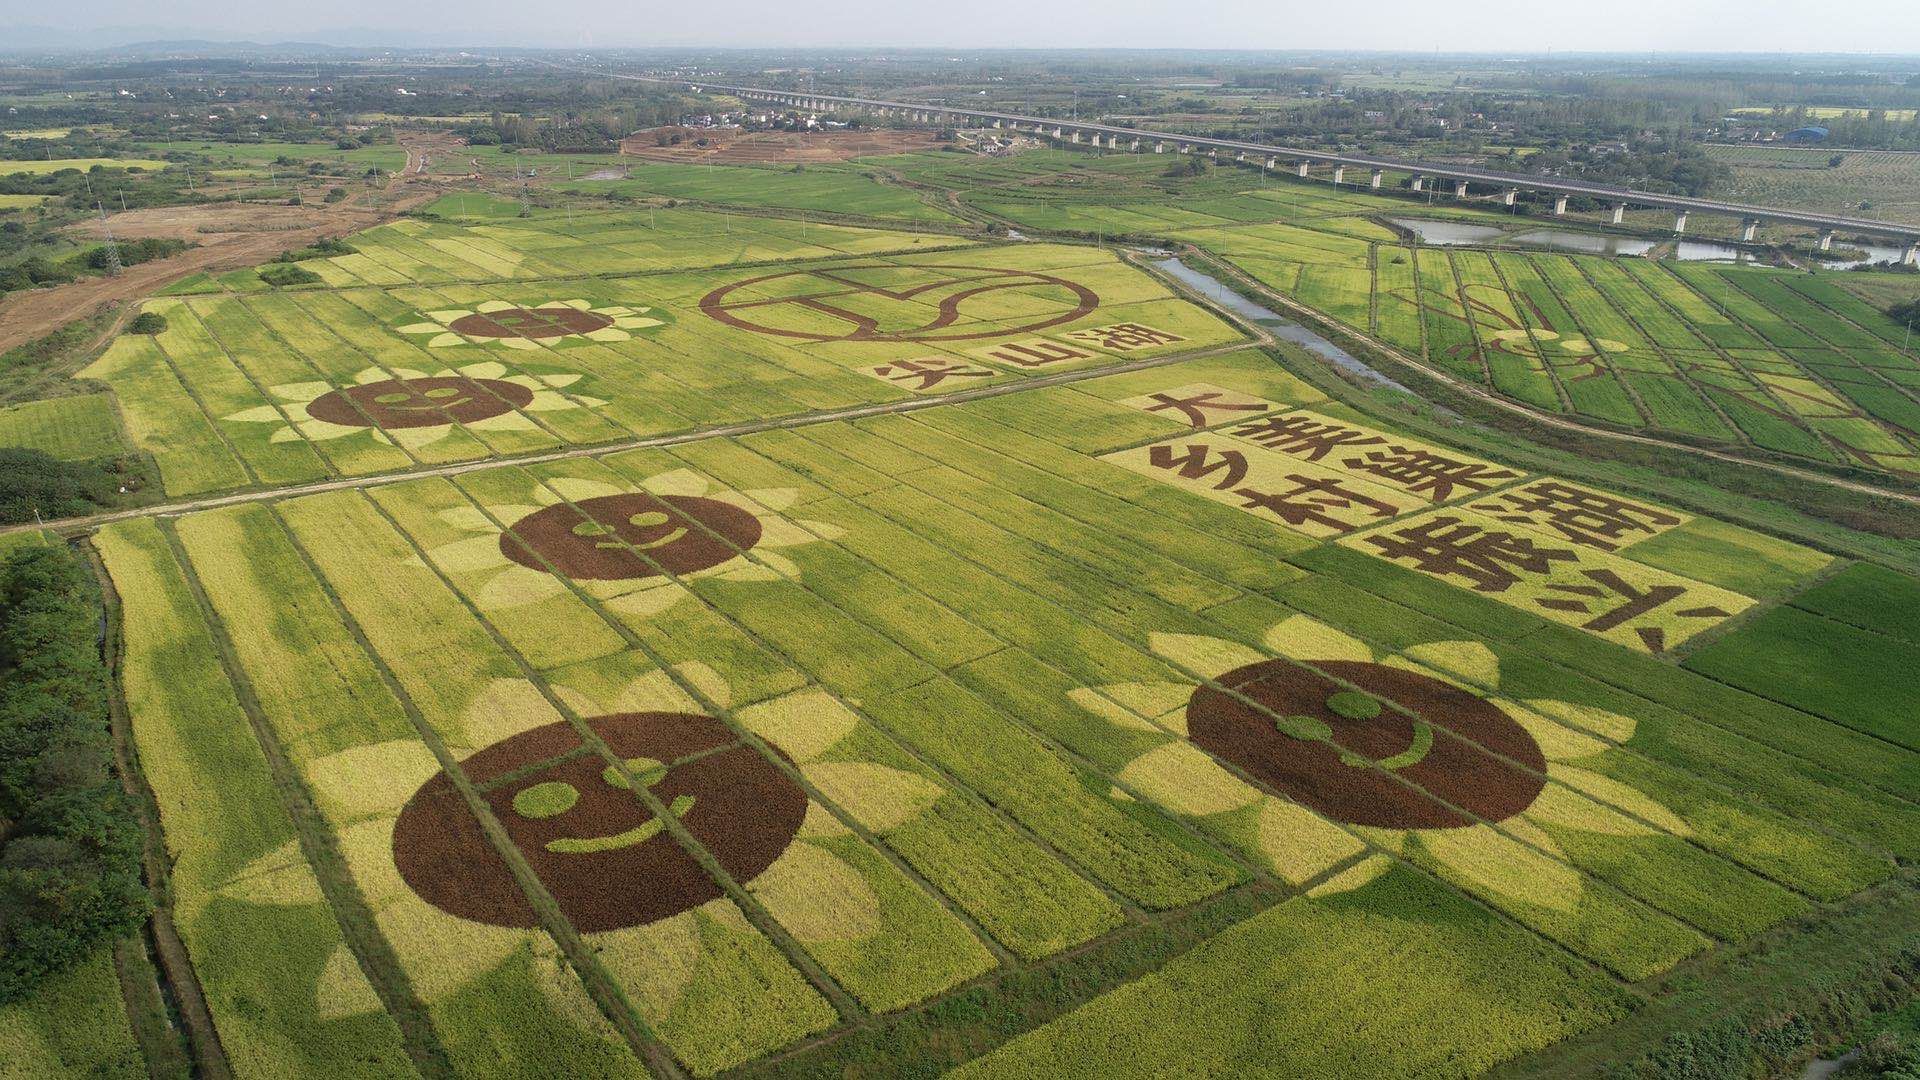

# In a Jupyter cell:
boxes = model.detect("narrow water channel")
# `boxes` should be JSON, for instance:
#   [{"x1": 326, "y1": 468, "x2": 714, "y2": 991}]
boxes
[{"x1": 1150, "y1": 255, "x2": 1417, "y2": 396}]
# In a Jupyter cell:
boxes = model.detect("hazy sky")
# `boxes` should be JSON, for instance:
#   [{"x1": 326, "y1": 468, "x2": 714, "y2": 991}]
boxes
[{"x1": 8, "y1": 0, "x2": 1920, "y2": 54}]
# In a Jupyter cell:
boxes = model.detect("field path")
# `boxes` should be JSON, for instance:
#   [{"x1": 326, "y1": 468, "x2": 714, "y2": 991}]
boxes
[{"x1": 1, "y1": 339, "x2": 1261, "y2": 538}]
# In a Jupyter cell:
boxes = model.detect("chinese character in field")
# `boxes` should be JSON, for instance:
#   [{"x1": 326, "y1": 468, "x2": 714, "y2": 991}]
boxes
[
  {"x1": 1141, "y1": 390, "x2": 1270, "y2": 429},
  {"x1": 1363, "y1": 516, "x2": 1577, "y2": 593},
  {"x1": 867, "y1": 358, "x2": 995, "y2": 391},
  {"x1": 977, "y1": 340, "x2": 1094, "y2": 368},
  {"x1": 1233, "y1": 475, "x2": 1400, "y2": 533},
  {"x1": 1535, "y1": 569, "x2": 1731, "y2": 653},
  {"x1": 1066, "y1": 323, "x2": 1186, "y2": 351},
  {"x1": 1344, "y1": 447, "x2": 1519, "y2": 502},
  {"x1": 1230, "y1": 414, "x2": 1388, "y2": 461},
  {"x1": 1471, "y1": 481, "x2": 1682, "y2": 551},
  {"x1": 1147, "y1": 442, "x2": 1249, "y2": 490}
]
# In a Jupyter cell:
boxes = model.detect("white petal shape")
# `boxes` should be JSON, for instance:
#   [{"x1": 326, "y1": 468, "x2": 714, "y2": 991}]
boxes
[
  {"x1": 755, "y1": 517, "x2": 818, "y2": 549},
  {"x1": 429, "y1": 533, "x2": 511, "y2": 574},
  {"x1": 314, "y1": 943, "x2": 386, "y2": 1019},
  {"x1": 604, "y1": 582, "x2": 690, "y2": 619},
  {"x1": 266, "y1": 426, "x2": 303, "y2": 443},
  {"x1": 370, "y1": 898, "x2": 521, "y2": 1006},
  {"x1": 585, "y1": 328, "x2": 632, "y2": 342},
  {"x1": 336, "y1": 818, "x2": 409, "y2": 908},
  {"x1": 588, "y1": 913, "x2": 702, "y2": 1021},
  {"x1": 397, "y1": 322, "x2": 443, "y2": 335},
  {"x1": 1148, "y1": 632, "x2": 1266, "y2": 677},
  {"x1": 461, "y1": 678, "x2": 564, "y2": 748},
  {"x1": 602, "y1": 669, "x2": 703, "y2": 714},
  {"x1": 799, "y1": 802, "x2": 853, "y2": 838},
  {"x1": 498, "y1": 337, "x2": 542, "y2": 351},
  {"x1": 559, "y1": 299, "x2": 593, "y2": 309},
  {"x1": 350, "y1": 367, "x2": 389, "y2": 385},
  {"x1": 476, "y1": 565, "x2": 568, "y2": 609},
  {"x1": 805, "y1": 762, "x2": 944, "y2": 832},
  {"x1": 271, "y1": 381, "x2": 333, "y2": 402},
  {"x1": 521, "y1": 390, "x2": 579, "y2": 414},
  {"x1": 1523, "y1": 699, "x2": 1637, "y2": 744},
  {"x1": 714, "y1": 561, "x2": 782, "y2": 583},
  {"x1": 220, "y1": 837, "x2": 324, "y2": 907},
  {"x1": 615, "y1": 317, "x2": 662, "y2": 329},
  {"x1": 1551, "y1": 766, "x2": 1691, "y2": 836},
  {"x1": 1525, "y1": 782, "x2": 1659, "y2": 837},
  {"x1": 1306, "y1": 854, "x2": 1391, "y2": 898},
  {"x1": 538, "y1": 372, "x2": 583, "y2": 388},
  {"x1": 1417, "y1": 825, "x2": 1583, "y2": 912},
  {"x1": 468, "y1": 411, "x2": 539, "y2": 432},
  {"x1": 1257, "y1": 797, "x2": 1367, "y2": 885},
  {"x1": 458, "y1": 361, "x2": 509, "y2": 379},
  {"x1": 740, "y1": 487, "x2": 801, "y2": 512},
  {"x1": 671, "y1": 662, "x2": 731, "y2": 709},
  {"x1": 1503, "y1": 700, "x2": 1610, "y2": 762},
  {"x1": 307, "y1": 740, "x2": 442, "y2": 822},
  {"x1": 793, "y1": 519, "x2": 845, "y2": 542},
  {"x1": 1396, "y1": 641, "x2": 1501, "y2": 692},
  {"x1": 225, "y1": 404, "x2": 288, "y2": 424},
  {"x1": 296, "y1": 418, "x2": 373, "y2": 442},
  {"x1": 1067, "y1": 684, "x2": 1186, "y2": 732},
  {"x1": 390, "y1": 424, "x2": 454, "y2": 452},
  {"x1": 428, "y1": 333, "x2": 467, "y2": 348},
  {"x1": 639, "y1": 469, "x2": 710, "y2": 498},
  {"x1": 543, "y1": 476, "x2": 626, "y2": 503},
  {"x1": 749, "y1": 843, "x2": 880, "y2": 943},
  {"x1": 475, "y1": 300, "x2": 517, "y2": 313},
  {"x1": 1262, "y1": 615, "x2": 1372, "y2": 663},
  {"x1": 596, "y1": 306, "x2": 634, "y2": 317},
  {"x1": 1117, "y1": 741, "x2": 1262, "y2": 817},
  {"x1": 736, "y1": 689, "x2": 856, "y2": 761}
]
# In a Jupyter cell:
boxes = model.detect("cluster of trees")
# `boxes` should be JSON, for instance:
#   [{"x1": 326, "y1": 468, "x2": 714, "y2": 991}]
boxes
[
  {"x1": 0, "y1": 451, "x2": 124, "y2": 526},
  {"x1": 1496, "y1": 138, "x2": 1733, "y2": 197},
  {"x1": 0, "y1": 544, "x2": 148, "y2": 1003},
  {"x1": 0, "y1": 237, "x2": 189, "y2": 300}
]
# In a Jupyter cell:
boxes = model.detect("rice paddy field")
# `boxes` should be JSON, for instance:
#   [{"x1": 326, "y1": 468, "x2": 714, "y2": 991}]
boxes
[
  {"x1": 955, "y1": 165, "x2": 1920, "y2": 480},
  {"x1": 16, "y1": 144, "x2": 1920, "y2": 1079}
]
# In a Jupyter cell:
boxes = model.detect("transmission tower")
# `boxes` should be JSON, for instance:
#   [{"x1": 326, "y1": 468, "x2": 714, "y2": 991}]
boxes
[{"x1": 95, "y1": 202, "x2": 123, "y2": 276}]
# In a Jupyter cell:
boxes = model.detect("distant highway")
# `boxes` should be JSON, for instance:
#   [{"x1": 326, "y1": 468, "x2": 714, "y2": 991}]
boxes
[{"x1": 587, "y1": 66, "x2": 1920, "y2": 251}]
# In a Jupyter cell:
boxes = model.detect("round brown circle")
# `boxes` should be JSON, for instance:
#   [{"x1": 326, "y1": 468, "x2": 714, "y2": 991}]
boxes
[
  {"x1": 447, "y1": 306, "x2": 613, "y2": 339},
  {"x1": 1185, "y1": 659, "x2": 1545, "y2": 829},
  {"x1": 698, "y1": 264, "x2": 1100, "y2": 342},
  {"x1": 306, "y1": 376, "x2": 535, "y2": 429},
  {"x1": 392, "y1": 712, "x2": 807, "y2": 932},
  {"x1": 500, "y1": 493, "x2": 761, "y2": 581}
]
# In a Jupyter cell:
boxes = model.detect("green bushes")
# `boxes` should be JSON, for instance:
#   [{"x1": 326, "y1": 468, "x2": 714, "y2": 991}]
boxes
[
  {"x1": 0, "y1": 544, "x2": 148, "y2": 1004},
  {"x1": 0, "y1": 449, "x2": 123, "y2": 525},
  {"x1": 256, "y1": 262, "x2": 320, "y2": 287},
  {"x1": 124, "y1": 312, "x2": 165, "y2": 335}
]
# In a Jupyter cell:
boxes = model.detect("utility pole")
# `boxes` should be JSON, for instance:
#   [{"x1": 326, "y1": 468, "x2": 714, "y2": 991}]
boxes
[{"x1": 94, "y1": 203, "x2": 123, "y2": 276}]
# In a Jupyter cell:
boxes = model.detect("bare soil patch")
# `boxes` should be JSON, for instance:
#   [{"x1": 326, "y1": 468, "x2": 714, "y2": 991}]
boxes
[{"x1": 620, "y1": 125, "x2": 940, "y2": 164}]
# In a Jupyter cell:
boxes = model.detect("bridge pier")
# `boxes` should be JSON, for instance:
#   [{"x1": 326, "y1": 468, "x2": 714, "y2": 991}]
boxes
[
  {"x1": 1266, "y1": 156, "x2": 1276, "y2": 170},
  {"x1": 1371, "y1": 169, "x2": 1384, "y2": 189},
  {"x1": 1819, "y1": 230, "x2": 1834, "y2": 252},
  {"x1": 1454, "y1": 180, "x2": 1469, "y2": 198},
  {"x1": 1674, "y1": 211, "x2": 1688, "y2": 234},
  {"x1": 1906, "y1": 243, "x2": 1920, "y2": 266},
  {"x1": 1410, "y1": 175, "x2": 1424, "y2": 192},
  {"x1": 1052, "y1": 127, "x2": 1063, "y2": 138},
  {"x1": 1130, "y1": 138, "x2": 1140, "y2": 151},
  {"x1": 1502, "y1": 189, "x2": 1517, "y2": 207},
  {"x1": 1741, "y1": 219, "x2": 1759, "y2": 242},
  {"x1": 1553, "y1": 194, "x2": 1568, "y2": 215},
  {"x1": 992, "y1": 119, "x2": 1002, "y2": 129},
  {"x1": 1611, "y1": 204, "x2": 1626, "y2": 225},
  {"x1": 1156, "y1": 141, "x2": 1165, "y2": 153},
  {"x1": 1332, "y1": 165, "x2": 1345, "y2": 184},
  {"x1": 1297, "y1": 161, "x2": 1310, "y2": 177},
  {"x1": 1179, "y1": 143, "x2": 1190, "y2": 154},
  {"x1": 1208, "y1": 148, "x2": 1218, "y2": 159},
  {"x1": 1070, "y1": 131, "x2": 1080, "y2": 143}
]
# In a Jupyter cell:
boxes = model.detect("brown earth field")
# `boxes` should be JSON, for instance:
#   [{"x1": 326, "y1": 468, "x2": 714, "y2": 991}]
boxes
[{"x1": 619, "y1": 125, "x2": 940, "y2": 164}]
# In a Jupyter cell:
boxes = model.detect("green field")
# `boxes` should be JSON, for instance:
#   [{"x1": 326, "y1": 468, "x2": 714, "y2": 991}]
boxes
[
  {"x1": 0, "y1": 393, "x2": 126, "y2": 460},
  {"x1": 0, "y1": 157, "x2": 168, "y2": 174},
  {"x1": 12, "y1": 145, "x2": 1920, "y2": 1080}
]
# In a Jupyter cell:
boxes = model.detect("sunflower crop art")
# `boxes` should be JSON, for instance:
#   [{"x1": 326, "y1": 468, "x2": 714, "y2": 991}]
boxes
[
  {"x1": 1073, "y1": 615, "x2": 1688, "y2": 906},
  {"x1": 399, "y1": 298, "x2": 662, "y2": 350}
]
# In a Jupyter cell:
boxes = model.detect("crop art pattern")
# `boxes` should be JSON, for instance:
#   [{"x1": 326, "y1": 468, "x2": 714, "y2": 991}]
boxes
[
  {"x1": 399, "y1": 298, "x2": 663, "y2": 349},
  {"x1": 1112, "y1": 401, "x2": 1750, "y2": 653}
]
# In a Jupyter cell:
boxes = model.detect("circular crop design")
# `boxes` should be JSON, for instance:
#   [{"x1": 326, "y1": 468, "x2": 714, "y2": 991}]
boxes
[
  {"x1": 393, "y1": 712, "x2": 807, "y2": 932},
  {"x1": 306, "y1": 376, "x2": 535, "y2": 429},
  {"x1": 447, "y1": 306, "x2": 615, "y2": 339},
  {"x1": 698, "y1": 264, "x2": 1100, "y2": 343},
  {"x1": 1185, "y1": 659, "x2": 1546, "y2": 829},
  {"x1": 500, "y1": 493, "x2": 763, "y2": 581}
]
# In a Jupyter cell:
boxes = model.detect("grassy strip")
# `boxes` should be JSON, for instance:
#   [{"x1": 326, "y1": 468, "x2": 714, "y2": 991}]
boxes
[
  {"x1": 1491, "y1": 873, "x2": 1920, "y2": 1080},
  {"x1": 729, "y1": 881, "x2": 1282, "y2": 1079}
]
